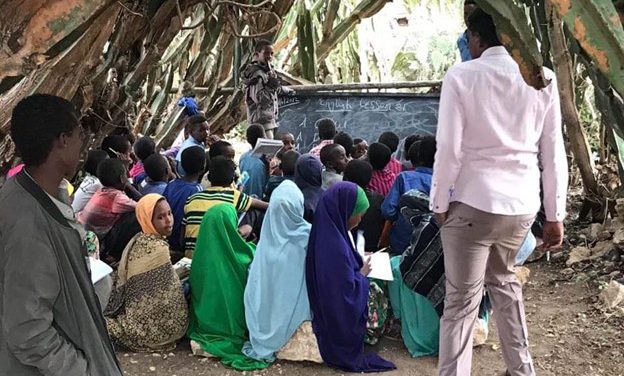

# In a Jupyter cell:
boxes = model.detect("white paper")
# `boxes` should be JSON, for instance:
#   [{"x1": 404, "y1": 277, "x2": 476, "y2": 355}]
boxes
[
  {"x1": 366, "y1": 252, "x2": 394, "y2": 281},
  {"x1": 89, "y1": 258, "x2": 113, "y2": 284},
  {"x1": 251, "y1": 138, "x2": 284, "y2": 157},
  {"x1": 173, "y1": 257, "x2": 192, "y2": 280},
  {"x1": 356, "y1": 230, "x2": 366, "y2": 257}
]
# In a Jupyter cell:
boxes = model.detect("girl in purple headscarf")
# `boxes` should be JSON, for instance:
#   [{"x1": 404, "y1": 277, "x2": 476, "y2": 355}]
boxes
[{"x1": 305, "y1": 181, "x2": 396, "y2": 372}]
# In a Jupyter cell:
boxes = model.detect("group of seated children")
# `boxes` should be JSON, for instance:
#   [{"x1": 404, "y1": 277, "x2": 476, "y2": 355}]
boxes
[{"x1": 39, "y1": 114, "x2": 537, "y2": 374}]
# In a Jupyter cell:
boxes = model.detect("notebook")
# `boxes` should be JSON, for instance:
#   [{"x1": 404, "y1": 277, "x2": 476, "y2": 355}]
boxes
[
  {"x1": 250, "y1": 138, "x2": 284, "y2": 158},
  {"x1": 356, "y1": 231, "x2": 393, "y2": 281}
]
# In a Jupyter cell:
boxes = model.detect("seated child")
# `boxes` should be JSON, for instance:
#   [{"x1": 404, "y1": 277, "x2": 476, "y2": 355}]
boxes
[
  {"x1": 101, "y1": 133, "x2": 143, "y2": 201},
  {"x1": 269, "y1": 133, "x2": 296, "y2": 175},
  {"x1": 352, "y1": 138, "x2": 368, "y2": 160},
  {"x1": 209, "y1": 140, "x2": 236, "y2": 160},
  {"x1": 175, "y1": 115, "x2": 209, "y2": 175},
  {"x1": 305, "y1": 182, "x2": 396, "y2": 372},
  {"x1": 263, "y1": 150, "x2": 300, "y2": 201},
  {"x1": 367, "y1": 142, "x2": 397, "y2": 197},
  {"x1": 164, "y1": 146, "x2": 206, "y2": 253},
  {"x1": 239, "y1": 124, "x2": 268, "y2": 198},
  {"x1": 73, "y1": 150, "x2": 109, "y2": 213},
  {"x1": 201, "y1": 140, "x2": 235, "y2": 189},
  {"x1": 320, "y1": 143, "x2": 348, "y2": 190},
  {"x1": 280, "y1": 132, "x2": 295, "y2": 152},
  {"x1": 105, "y1": 194, "x2": 188, "y2": 352},
  {"x1": 333, "y1": 131, "x2": 354, "y2": 160},
  {"x1": 343, "y1": 159, "x2": 385, "y2": 253},
  {"x1": 309, "y1": 118, "x2": 336, "y2": 157},
  {"x1": 139, "y1": 154, "x2": 170, "y2": 195},
  {"x1": 79, "y1": 158, "x2": 137, "y2": 239},
  {"x1": 295, "y1": 154, "x2": 324, "y2": 224},
  {"x1": 381, "y1": 136, "x2": 435, "y2": 255},
  {"x1": 131, "y1": 136, "x2": 156, "y2": 185},
  {"x1": 270, "y1": 150, "x2": 284, "y2": 177},
  {"x1": 401, "y1": 135, "x2": 422, "y2": 171},
  {"x1": 182, "y1": 156, "x2": 268, "y2": 257},
  {"x1": 101, "y1": 134, "x2": 132, "y2": 167},
  {"x1": 378, "y1": 131, "x2": 403, "y2": 175}
]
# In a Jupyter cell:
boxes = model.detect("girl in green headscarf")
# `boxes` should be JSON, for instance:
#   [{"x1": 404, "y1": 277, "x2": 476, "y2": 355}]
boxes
[
  {"x1": 187, "y1": 203, "x2": 269, "y2": 371},
  {"x1": 352, "y1": 186, "x2": 389, "y2": 345}
]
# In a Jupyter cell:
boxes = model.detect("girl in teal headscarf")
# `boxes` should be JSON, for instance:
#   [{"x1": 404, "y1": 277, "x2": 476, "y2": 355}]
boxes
[{"x1": 243, "y1": 180, "x2": 320, "y2": 362}]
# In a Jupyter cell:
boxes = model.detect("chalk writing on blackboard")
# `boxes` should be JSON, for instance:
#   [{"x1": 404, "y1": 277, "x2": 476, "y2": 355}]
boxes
[{"x1": 278, "y1": 93, "x2": 440, "y2": 154}]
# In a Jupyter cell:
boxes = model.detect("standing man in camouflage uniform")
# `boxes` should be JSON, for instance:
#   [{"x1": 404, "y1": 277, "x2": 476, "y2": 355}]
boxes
[{"x1": 243, "y1": 39, "x2": 294, "y2": 139}]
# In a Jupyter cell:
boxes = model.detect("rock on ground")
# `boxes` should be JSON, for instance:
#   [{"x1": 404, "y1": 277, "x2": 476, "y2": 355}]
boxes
[
  {"x1": 600, "y1": 281, "x2": 624, "y2": 309},
  {"x1": 589, "y1": 241, "x2": 616, "y2": 260},
  {"x1": 515, "y1": 266, "x2": 530, "y2": 286},
  {"x1": 566, "y1": 247, "x2": 591, "y2": 266}
]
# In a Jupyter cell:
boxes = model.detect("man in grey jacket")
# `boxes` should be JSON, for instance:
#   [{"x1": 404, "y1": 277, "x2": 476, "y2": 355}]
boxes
[{"x1": 0, "y1": 94, "x2": 122, "y2": 376}]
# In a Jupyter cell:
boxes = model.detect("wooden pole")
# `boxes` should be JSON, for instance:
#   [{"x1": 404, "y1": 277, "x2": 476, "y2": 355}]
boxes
[
  {"x1": 546, "y1": 1, "x2": 600, "y2": 215},
  {"x1": 171, "y1": 80, "x2": 442, "y2": 95}
]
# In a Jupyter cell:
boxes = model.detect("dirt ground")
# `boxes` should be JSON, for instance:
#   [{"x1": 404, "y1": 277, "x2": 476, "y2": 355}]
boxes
[{"x1": 118, "y1": 259, "x2": 624, "y2": 376}]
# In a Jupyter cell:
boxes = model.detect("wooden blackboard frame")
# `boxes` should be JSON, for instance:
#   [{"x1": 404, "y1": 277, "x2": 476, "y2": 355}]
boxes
[{"x1": 284, "y1": 91, "x2": 440, "y2": 98}]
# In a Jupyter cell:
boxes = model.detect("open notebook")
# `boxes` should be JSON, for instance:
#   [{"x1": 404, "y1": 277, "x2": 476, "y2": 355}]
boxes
[
  {"x1": 250, "y1": 138, "x2": 283, "y2": 158},
  {"x1": 354, "y1": 231, "x2": 393, "y2": 281}
]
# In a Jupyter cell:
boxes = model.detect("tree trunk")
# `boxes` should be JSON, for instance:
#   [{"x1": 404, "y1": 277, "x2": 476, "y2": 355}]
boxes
[
  {"x1": 546, "y1": 1, "x2": 600, "y2": 219},
  {"x1": 0, "y1": 3, "x2": 121, "y2": 170},
  {"x1": 0, "y1": 0, "x2": 115, "y2": 83}
]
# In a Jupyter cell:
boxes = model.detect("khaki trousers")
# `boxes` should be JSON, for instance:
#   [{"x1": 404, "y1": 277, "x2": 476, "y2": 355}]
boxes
[{"x1": 438, "y1": 202, "x2": 535, "y2": 376}]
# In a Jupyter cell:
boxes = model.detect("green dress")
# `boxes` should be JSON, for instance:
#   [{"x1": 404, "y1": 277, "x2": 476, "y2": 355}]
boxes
[
  {"x1": 387, "y1": 256, "x2": 440, "y2": 357},
  {"x1": 187, "y1": 203, "x2": 270, "y2": 370}
]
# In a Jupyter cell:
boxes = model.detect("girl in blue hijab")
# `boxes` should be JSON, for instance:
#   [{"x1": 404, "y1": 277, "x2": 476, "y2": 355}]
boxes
[
  {"x1": 243, "y1": 180, "x2": 316, "y2": 362},
  {"x1": 306, "y1": 181, "x2": 396, "y2": 372}
]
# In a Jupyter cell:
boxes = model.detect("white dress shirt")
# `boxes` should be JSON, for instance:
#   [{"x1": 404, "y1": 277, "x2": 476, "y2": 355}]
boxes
[{"x1": 430, "y1": 46, "x2": 568, "y2": 222}]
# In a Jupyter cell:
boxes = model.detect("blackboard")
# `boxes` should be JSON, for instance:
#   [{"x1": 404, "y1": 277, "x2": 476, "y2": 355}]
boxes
[{"x1": 277, "y1": 93, "x2": 440, "y2": 155}]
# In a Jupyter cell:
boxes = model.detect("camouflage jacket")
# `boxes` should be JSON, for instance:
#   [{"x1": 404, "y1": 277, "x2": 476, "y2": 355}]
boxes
[{"x1": 243, "y1": 62, "x2": 291, "y2": 130}]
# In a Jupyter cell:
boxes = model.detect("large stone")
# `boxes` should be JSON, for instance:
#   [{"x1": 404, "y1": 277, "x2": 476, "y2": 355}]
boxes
[
  {"x1": 589, "y1": 223, "x2": 604, "y2": 239},
  {"x1": 515, "y1": 266, "x2": 531, "y2": 286},
  {"x1": 566, "y1": 246, "x2": 592, "y2": 266},
  {"x1": 613, "y1": 228, "x2": 624, "y2": 246},
  {"x1": 616, "y1": 198, "x2": 624, "y2": 218},
  {"x1": 560, "y1": 268, "x2": 575, "y2": 276},
  {"x1": 607, "y1": 248, "x2": 623, "y2": 262},
  {"x1": 590, "y1": 241, "x2": 616, "y2": 260},
  {"x1": 600, "y1": 281, "x2": 624, "y2": 309},
  {"x1": 597, "y1": 231, "x2": 613, "y2": 242},
  {"x1": 609, "y1": 270, "x2": 623, "y2": 279},
  {"x1": 190, "y1": 340, "x2": 216, "y2": 358},
  {"x1": 607, "y1": 217, "x2": 624, "y2": 234},
  {"x1": 277, "y1": 321, "x2": 323, "y2": 363}
]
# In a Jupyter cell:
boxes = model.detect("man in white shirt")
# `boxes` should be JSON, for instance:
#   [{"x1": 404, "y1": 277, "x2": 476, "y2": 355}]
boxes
[{"x1": 430, "y1": 8, "x2": 568, "y2": 376}]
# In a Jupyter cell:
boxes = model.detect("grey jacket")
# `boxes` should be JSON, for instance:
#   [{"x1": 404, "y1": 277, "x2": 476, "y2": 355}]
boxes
[{"x1": 0, "y1": 172, "x2": 122, "y2": 376}]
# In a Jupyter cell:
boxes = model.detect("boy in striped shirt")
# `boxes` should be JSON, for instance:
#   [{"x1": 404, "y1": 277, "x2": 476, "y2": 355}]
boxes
[
  {"x1": 182, "y1": 156, "x2": 268, "y2": 257},
  {"x1": 367, "y1": 142, "x2": 398, "y2": 197}
]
